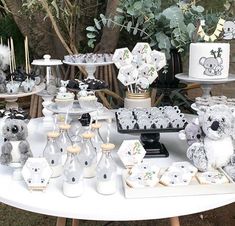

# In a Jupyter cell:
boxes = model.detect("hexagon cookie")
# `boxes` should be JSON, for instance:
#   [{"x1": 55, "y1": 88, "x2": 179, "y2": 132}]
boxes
[
  {"x1": 22, "y1": 157, "x2": 53, "y2": 191},
  {"x1": 150, "y1": 50, "x2": 166, "y2": 71},
  {"x1": 132, "y1": 42, "x2": 152, "y2": 56},
  {"x1": 112, "y1": 47, "x2": 133, "y2": 69},
  {"x1": 117, "y1": 65, "x2": 138, "y2": 85},
  {"x1": 117, "y1": 140, "x2": 146, "y2": 168},
  {"x1": 139, "y1": 63, "x2": 158, "y2": 84}
]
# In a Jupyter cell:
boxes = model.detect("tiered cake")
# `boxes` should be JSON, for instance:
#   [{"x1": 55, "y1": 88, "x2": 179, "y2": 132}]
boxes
[{"x1": 189, "y1": 43, "x2": 230, "y2": 79}]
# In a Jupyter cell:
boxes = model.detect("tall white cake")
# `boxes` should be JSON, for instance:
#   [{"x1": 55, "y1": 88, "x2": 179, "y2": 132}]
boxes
[{"x1": 189, "y1": 43, "x2": 230, "y2": 79}]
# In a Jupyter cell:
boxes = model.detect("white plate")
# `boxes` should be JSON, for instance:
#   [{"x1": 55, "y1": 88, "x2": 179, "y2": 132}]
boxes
[
  {"x1": 63, "y1": 61, "x2": 113, "y2": 67},
  {"x1": 46, "y1": 101, "x2": 96, "y2": 115},
  {"x1": 175, "y1": 73, "x2": 235, "y2": 84}
]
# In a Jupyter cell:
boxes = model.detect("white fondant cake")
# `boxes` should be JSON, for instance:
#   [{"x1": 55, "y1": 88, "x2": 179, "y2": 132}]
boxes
[{"x1": 189, "y1": 43, "x2": 230, "y2": 79}]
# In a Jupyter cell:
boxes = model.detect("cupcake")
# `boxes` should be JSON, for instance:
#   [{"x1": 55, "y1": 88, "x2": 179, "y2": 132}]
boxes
[
  {"x1": 55, "y1": 92, "x2": 75, "y2": 110},
  {"x1": 78, "y1": 93, "x2": 98, "y2": 109}
]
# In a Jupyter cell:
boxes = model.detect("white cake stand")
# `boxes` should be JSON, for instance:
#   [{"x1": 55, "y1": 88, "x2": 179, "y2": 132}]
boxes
[
  {"x1": 63, "y1": 61, "x2": 113, "y2": 79},
  {"x1": 175, "y1": 73, "x2": 235, "y2": 97},
  {"x1": 0, "y1": 83, "x2": 45, "y2": 110},
  {"x1": 32, "y1": 55, "x2": 63, "y2": 129}
]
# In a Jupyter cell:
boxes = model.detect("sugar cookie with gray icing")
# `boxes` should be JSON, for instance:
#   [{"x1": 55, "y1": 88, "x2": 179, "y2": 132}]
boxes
[
  {"x1": 196, "y1": 170, "x2": 229, "y2": 184},
  {"x1": 160, "y1": 169, "x2": 192, "y2": 186},
  {"x1": 168, "y1": 161, "x2": 198, "y2": 176},
  {"x1": 126, "y1": 163, "x2": 160, "y2": 188}
]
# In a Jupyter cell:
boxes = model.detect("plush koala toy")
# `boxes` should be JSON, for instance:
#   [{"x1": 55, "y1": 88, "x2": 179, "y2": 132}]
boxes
[
  {"x1": 0, "y1": 119, "x2": 32, "y2": 165},
  {"x1": 179, "y1": 118, "x2": 203, "y2": 146},
  {"x1": 186, "y1": 105, "x2": 234, "y2": 171},
  {"x1": 0, "y1": 44, "x2": 10, "y2": 93}
]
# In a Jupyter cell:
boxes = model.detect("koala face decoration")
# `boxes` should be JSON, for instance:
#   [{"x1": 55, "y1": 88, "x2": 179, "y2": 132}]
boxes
[
  {"x1": 64, "y1": 170, "x2": 82, "y2": 184},
  {"x1": 223, "y1": 21, "x2": 235, "y2": 40},
  {"x1": 199, "y1": 47, "x2": 224, "y2": 77},
  {"x1": 3, "y1": 119, "x2": 28, "y2": 141},
  {"x1": 6, "y1": 82, "x2": 20, "y2": 94},
  {"x1": 199, "y1": 105, "x2": 233, "y2": 140}
]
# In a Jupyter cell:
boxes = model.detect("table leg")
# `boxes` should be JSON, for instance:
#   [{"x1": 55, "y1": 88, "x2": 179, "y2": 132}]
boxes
[
  {"x1": 72, "y1": 219, "x2": 79, "y2": 226},
  {"x1": 56, "y1": 217, "x2": 66, "y2": 226},
  {"x1": 170, "y1": 216, "x2": 180, "y2": 226}
]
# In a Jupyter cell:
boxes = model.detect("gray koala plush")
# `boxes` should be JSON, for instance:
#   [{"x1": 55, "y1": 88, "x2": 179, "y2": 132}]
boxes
[
  {"x1": 0, "y1": 70, "x2": 6, "y2": 93},
  {"x1": 186, "y1": 105, "x2": 234, "y2": 171},
  {"x1": 179, "y1": 118, "x2": 203, "y2": 146},
  {"x1": 0, "y1": 119, "x2": 33, "y2": 165},
  {"x1": 0, "y1": 44, "x2": 10, "y2": 93}
]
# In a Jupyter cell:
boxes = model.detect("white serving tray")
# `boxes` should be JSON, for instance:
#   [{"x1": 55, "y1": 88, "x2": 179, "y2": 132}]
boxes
[{"x1": 122, "y1": 168, "x2": 235, "y2": 199}]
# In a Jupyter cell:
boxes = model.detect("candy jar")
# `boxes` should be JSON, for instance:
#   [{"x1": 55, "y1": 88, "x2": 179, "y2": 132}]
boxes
[
  {"x1": 96, "y1": 143, "x2": 117, "y2": 195},
  {"x1": 63, "y1": 145, "x2": 84, "y2": 197},
  {"x1": 78, "y1": 132, "x2": 97, "y2": 178},
  {"x1": 57, "y1": 123, "x2": 72, "y2": 163},
  {"x1": 43, "y1": 131, "x2": 63, "y2": 178},
  {"x1": 91, "y1": 122, "x2": 104, "y2": 160}
]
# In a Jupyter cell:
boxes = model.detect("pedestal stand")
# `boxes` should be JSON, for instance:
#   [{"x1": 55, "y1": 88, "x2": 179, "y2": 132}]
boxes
[
  {"x1": 175, "y1": 73, "x2": 235, "y2": 97},
  {"x1": 140, "y1": 133, "x2": 169, "y2": 158},
  {"x1": 0, "y1": 83, "x2": 45, "y2": 110},
  {"x1": 63, "y1": 61, "x2": 113, "y2": 80}
]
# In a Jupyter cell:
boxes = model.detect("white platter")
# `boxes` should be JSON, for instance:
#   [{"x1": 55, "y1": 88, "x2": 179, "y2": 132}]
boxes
[
  {"x1": 175, "y1": 73, "x2": 235, "y2": 84},
  {"x1": 122, "y1": 168, "x2": 235, "y2": 199},
  {"x1": 46, "y1": 101, "x2": 96, "y2": 115},
  {"x1": 63, "y1": 61, "x2": 113, "y2": 67},
  {"x1": 0, "y1": 83, "x2": 45, "y2": 99}
]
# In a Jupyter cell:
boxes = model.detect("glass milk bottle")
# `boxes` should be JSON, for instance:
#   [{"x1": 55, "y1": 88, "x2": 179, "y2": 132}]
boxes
[
  {"x1": 96, "y1": 143, "x2": 117, "y2": 195},
  {"x1": 63, "y1": 145, "x2": 84, "y2": 197},
  {"x1": 78, "y1": 132, "x2": 97, "y2": 178},
  {"x1": 57, "y1": 123, "x2": 72, "y2": 163},
  {"x1": 91, "y1": 122, "x2": 103, "y2": 160},
  {"x1": 43, "y1": 131, "x2": 63, "y2": 178}
]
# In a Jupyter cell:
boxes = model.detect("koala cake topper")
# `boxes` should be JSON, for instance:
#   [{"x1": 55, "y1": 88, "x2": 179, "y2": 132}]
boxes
[
  {"x1": 223, "y1": 21, "x2": 235, "y2": 40},
  {"x1": 199, "y1": 47, "x2": 223, "y2": 76}
]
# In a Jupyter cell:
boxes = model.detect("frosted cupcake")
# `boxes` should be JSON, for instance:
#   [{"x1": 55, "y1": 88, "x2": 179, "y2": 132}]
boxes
[{"x1": 55, "y1": 92, "x2": 75, "y2": 110}]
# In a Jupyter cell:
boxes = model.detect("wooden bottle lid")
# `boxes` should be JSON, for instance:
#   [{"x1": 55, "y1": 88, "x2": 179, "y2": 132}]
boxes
[
  {"x1": 82, "y1": 132, "x2": 95, "y2": 139},
  {"x1": 67, "y1": 145, "x2": 81, "y2": 154},
  {"x1": 59, "y1": 123, "x2": 71, "y2": 130},
  {"x1": 91, "y1": 123, "x2": 102, "y2": 129},
  {"x1": 101, "y1": 143, "x2": 115, "y2": 151},
  {"x1": 47, "y1": 131, "x2": 60, "y2": 138}
]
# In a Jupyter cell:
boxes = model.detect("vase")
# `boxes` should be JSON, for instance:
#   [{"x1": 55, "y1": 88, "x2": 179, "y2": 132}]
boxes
[{"x1": 124, "y1": 92, "x2": 151, "y2": 109}]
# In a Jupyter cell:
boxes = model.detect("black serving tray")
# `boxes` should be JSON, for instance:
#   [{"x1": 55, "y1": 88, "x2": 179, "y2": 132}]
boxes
[{"x1": 115, "y1": 112, "x2": 187, "y2": 158}]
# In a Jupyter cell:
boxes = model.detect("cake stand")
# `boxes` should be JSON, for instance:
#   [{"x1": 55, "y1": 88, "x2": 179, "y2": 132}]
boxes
[
  {"x1": 175, "y1": 73, "x2": 235, "y2": 97},
  {"x1": 0, "y1": 83, "x2": 45, "y2": 110},
  {"x1": 32, "y1": 55, "x2": 63, "y2": 129},
  {"x1": 63, "y1": 61, "x2": 113, "y2": 80}
]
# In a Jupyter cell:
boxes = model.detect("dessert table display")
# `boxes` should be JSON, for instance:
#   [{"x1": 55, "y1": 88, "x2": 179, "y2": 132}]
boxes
[{"x1": 0, "y1": 116, "x2": 235, "y2": 225}]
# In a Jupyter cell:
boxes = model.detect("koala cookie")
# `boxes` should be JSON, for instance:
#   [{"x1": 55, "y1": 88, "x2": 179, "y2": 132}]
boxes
[
  {"x1": 126, "y1": 163, "x2": 160, "y2": 188},
  {"x1": 168, "y1": 161, "x2": 198, "y2": 176},
  {"x1": 196, "y1": 170, "x2": 229, "y2": 184},
  {"x1": 160, "y1": 169, "x2": 192, "y2": 186}
]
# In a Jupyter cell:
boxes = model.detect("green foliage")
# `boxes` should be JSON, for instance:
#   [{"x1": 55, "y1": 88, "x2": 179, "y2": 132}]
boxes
[{"x1": 86, "y1": 0, "x2": 228, "y2": 58}]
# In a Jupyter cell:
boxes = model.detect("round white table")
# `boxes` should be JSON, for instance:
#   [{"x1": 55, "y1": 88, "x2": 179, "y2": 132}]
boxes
[{"x1": 0, "y1": 117, "x2": 235, "y2": 224}]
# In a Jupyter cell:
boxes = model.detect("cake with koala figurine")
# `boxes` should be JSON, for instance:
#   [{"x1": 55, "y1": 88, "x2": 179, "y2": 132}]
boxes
[{"x1": 189, "y1": 43, "x2": 230, "y2": 79}]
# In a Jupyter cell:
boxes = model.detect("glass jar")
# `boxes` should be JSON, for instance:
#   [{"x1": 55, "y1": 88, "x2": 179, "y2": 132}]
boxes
[
  {"x1": 43, "y1": 131, "x2": 63, "y2": 178},
  {"x1": 57, "y1": 123, "x2": 72, "y2": 163},
  {"x1": 91, "y1": 122, "x2": 104, "y2": 160},
  {"x1": 63, "y1": 145, "x2": 84, "y2": 197},
  {"x1": 96, "y1": 143, "x2": 117, "y2": 195},
  {"x1": 77, "y1": 132, "x2": 97, "y2": 178}
]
